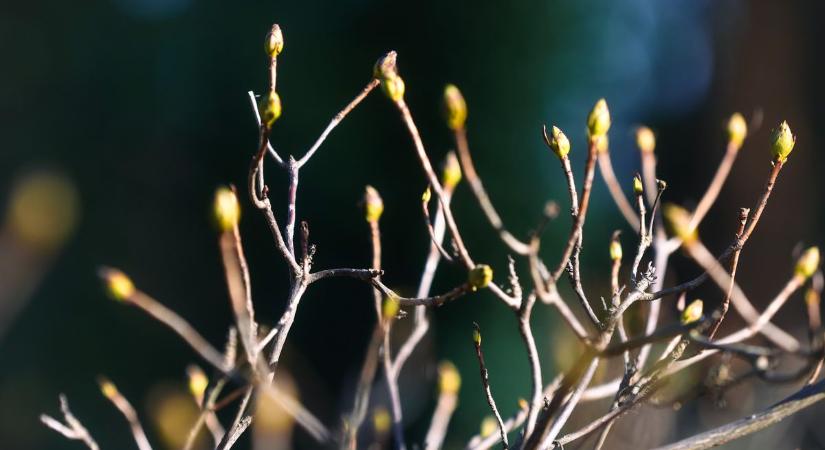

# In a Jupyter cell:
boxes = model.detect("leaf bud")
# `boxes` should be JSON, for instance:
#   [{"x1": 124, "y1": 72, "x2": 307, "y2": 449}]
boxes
[
  {"x1": 587, "y1": 98, "x2": 611, "y2": 139},
  {"x1": 364, "y1": 185, "x2": 384, "y2": 223},
  {"x1": 681, "y1": 299, "x2": 704, "y2": 324},
  {"x1": 443, "y1": 84, "x2": 467, "y2": 130},
  {"x1": 265, "y1": 24, "x2": 284, "y2": 57},
  {"x1": 636, "y1": 126, "x2": 656, "y2": 153},
  {"x1": 727, "y1": 112, "x2": 747, "y2": 150},
  {"x1": 468, "y1": 264, "x2": 493, "y2": 291},
  {"x1": 770, "y1": 120, "x2": 795, "y2": 163}
]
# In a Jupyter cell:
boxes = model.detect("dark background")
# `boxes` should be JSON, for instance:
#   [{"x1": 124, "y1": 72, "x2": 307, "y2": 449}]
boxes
[{"x1": 1, "y1": 0, "x2": 824, "y2": 448}]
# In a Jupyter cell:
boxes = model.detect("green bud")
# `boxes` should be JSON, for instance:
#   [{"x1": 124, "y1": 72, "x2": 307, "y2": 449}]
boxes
[
  {"x1": 468, "y1": 264, "x2": 493, "y2": 291},
  {"x1": 438, "y1": 361, "x2": 461, "y2": 395},
  {"x1": 726, "y1": 113, "x2": 747, "y2": 150},
  {"x1": 547, "y1": 126, "x2": 570, "y2": 159},
  {"x1": 265, "y1": 24, "x2": 284, "y2": 57},
  {"x1": 770, "y1": 120, "x2": 795, "y2": 163},
  {"x1": 480, "y1": 416, "x2": 497, "y2": 438},
  {"x1": 382, "y1": 296, "x2": 400, "y2": 320},
  {"x1": 681, "y1": 299, "x2": 704, "y2": 324},
  {"x1": 100, "y1": 267, "x2": 135, "y2": 302},
  {"x1": 364, "y1": 185, "x2": 384, "y2": 223},
  {"x1": 214, "y1": 186, "x2": 241, "y2": 231},
  {"x1": 443, "y1": 84, "x2": 467, "y2": 130},
  {"x1": 381, "y1": 75, "x2": 405, "y2": 102},
  {"x1": 664, "y1": 203, "x2": 697, "y2": 245},
  {"x1": 633, "y1": 175, "x2": 644, "y2": 195},
  {"x1": 261, "y1": 91, "x2": 282, "y2": 128},
  {"x1": 610, "y1": 239, "x2": 622, "y2": 261},
  {"x1": 373, "y1": 407, "x2": 391, "y2": 434},
  {"x1": 422, "y1": 186, "x2": 431, "y2": 203},
  {"x1": 587, "y1": 98, "x2": 611, "y2": 139},
  {"x1": 795, "y1": 247, "x2": 820, "y2": 280},
  {"x1": 636, "y1": 126, "x2": 655, "y2": 153},
  {"x1": 442, "y1": 151, "x2": 462, "y2": 190},
  {"x1": 472, "y1": 323, "x2": 482, "y2": 345}
]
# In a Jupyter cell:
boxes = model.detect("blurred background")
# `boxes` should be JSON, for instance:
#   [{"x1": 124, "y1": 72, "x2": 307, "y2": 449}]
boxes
[{"x1": 2, "y1": 0, "x2": 824, "y2": 448}]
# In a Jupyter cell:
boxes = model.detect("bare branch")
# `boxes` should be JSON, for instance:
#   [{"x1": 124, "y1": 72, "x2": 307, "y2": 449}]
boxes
[
  {"x1": 98, "y1": 377, "x2": 152, "y2": 450},
  {"x1": 296, "y1": 79, "x2": 380, "y2": 168},
  {"x1": 41, "y1": 395, "x2": 99, "y2": 450},
  {"x1": 653, "y1": 380, "x2": 825, "y2": 450},
  {"x1": 453, "y1": 126, "x2": 532, "y2": 255},
  {"x1": 472, "y1": 323, "x2": 509, "y2": 449}
]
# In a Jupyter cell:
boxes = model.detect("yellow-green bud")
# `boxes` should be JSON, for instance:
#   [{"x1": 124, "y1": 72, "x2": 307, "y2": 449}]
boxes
[
  {"x1": 373, "y1": 407, "x2": 391, "y2": 434},
  {"x1": 727, "y1": 113, "x2": 747, "y2": 149},
  {"x1": 472, "y1": 324, "x2": 482, "y2": 345},
  {"x1": 681, "y1": 299, "x2": 704, "y2": 324},
  {"x1": 98, "y1": 377, "x2": 118, "y2": 400},
  {"x1": 795, "y1": 247, "x2": 820, "y2": 280},
  {"x1": 480, "y1": 416, "x2": 497, "y2": 438},
  {"x1": 214, "y1": 186, "x2": 241, "y2": 231},
  {"x1": 373, "y1": 51, "x2": 398, "y2": 80},
  {"x1": 265, "y1": 24, "x2": 284, "y2": 57},
  {"x1": 438, "y1": 361, "x2": 461, "y2": 395},
  {"x1": 547, "y1": 126, "x2": 570, "y2": 159},
  {"x1": 587, "y1": 98, "x2": 611, "y2": 139},
  {"x1": 422, "y1": 186, "x2": 432, "y2": 203},
  {"x1": 770, "y1": 120, "x2": 795, "y2": 163},
  {"x1": 382, "y1": 296, "x2": 400, "y2": 320},
  {"x1": 442, "y1": 151, "x2": 462, "y2": 190},
  {"x1": 610, "y1": 239, "x2": 622, "y2": 261},
  {"x1": 443, "y1": 84, "x2": 467, "y2": 130},
  {"x1": 632, "y1": 175, "x2": 644, "y2": 195},
  {"x1": 261, "y1": 91, "x2": 282, "y2": 128},
  {"x1": 101, "y1": 267, "x2": 135, "y2": 301},
  {"x1": 381, "y1": 75, "x2": 405, "y2": 102},
  {"x1": 364, "y1": 185, "x2": 384, "y2": 223},
  {"x1": 187, "y1": 365, "x2": 209, "y2": 399},
  {"x1": 517, "y1": 398, "x2": 529, "y2": 410},
  {"x1": 468, "y1": 264, "x2": 493, "y2": 291},
  {"x1": 664, "y1": 203, "x2": 697, "y2": 245},
  {"x1": 636, "y1": 126, "x2": 655, "y2": 153}
]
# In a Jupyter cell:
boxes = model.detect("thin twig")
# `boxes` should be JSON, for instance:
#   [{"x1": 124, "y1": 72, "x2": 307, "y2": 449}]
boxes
[
  {"x1": 552, "y1": 136, "x2": 598, "y2": 282},
  {"x1": 519, "y1": 292, "x2": 543, "y2": 437},
  {"x1": 688, "y1": 141, "x2": 742, "y2": 230},
  {"x1": 219, "y1": 217, "x2": 260, "y2": 369},
  {"x1": 41, "y1": 395, "x2": 99, "y2": 450},
  {"x1": 112, "y1": 284, "x2": 228, "y2": 373},
  {"x1": 453, "y1": 126, "x2": 532, "y2": 254},
  {"x1": 707, "y1": 208, "x2": 749, "y2": 339},
  {"x1": 98, "y1": 377, "x2": 152, "y2": 450},
  {"x1": 472, "y1": 323, "x2": 509, "y2": 449},
  {"x1": 384, "y1": 325, "x2": 407, "y2": 450},
  {"x1": 686, "y1": 239, "x2": 799, "y2": 351},
  {"x1": 652, "y1": 380, "x2": 825, "y2": 450},
  {"x1": 183, "y1": 374, "x2": 227, "y2": 450},
  {"x1": 597, "y1": 150, "x2": 640, "y2": 230},
  {"x1": 216, "y1": 386, "x2": 254, "y2": 450},
  {"x1": 391, "y1": 182, "x2": 455, "y2": 376},
  {"x1": 296, "y1": 79, "x2": 380, "y2": 168},
  {"x1": 423, "y1": 388, "x2": 459, "y2": 450},
  {"x1": 394, "y1": 97, "x2": 473, "y2": 269}
]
